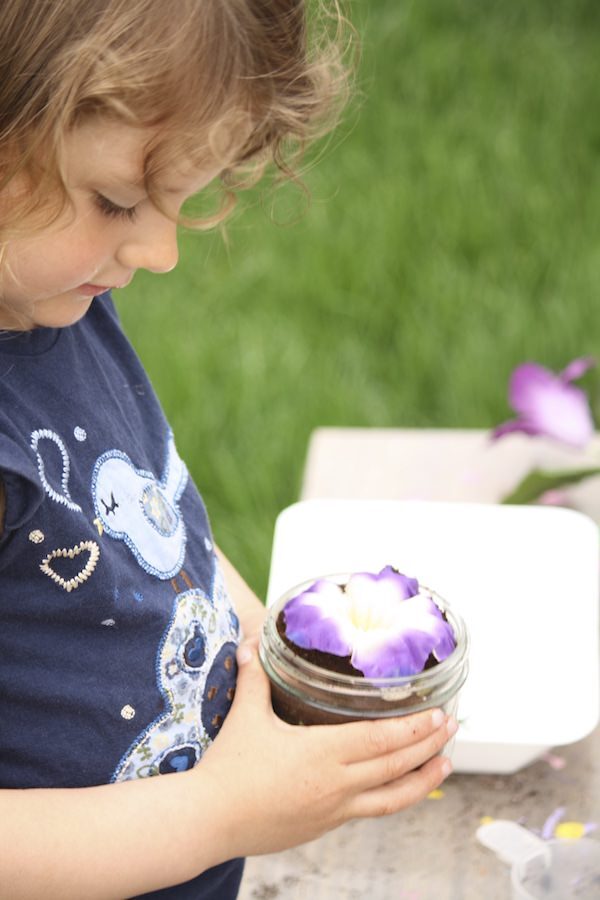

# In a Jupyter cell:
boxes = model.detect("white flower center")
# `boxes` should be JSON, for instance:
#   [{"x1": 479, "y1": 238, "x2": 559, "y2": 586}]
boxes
[{"x1": 346, "y1": 582, "x2": 401, "y2": 633}]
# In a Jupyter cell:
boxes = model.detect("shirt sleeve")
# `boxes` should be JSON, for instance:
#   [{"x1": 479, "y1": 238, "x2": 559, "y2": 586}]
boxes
[{"x1": 0, "y1": 434, "x2": 44, "y2": 534}]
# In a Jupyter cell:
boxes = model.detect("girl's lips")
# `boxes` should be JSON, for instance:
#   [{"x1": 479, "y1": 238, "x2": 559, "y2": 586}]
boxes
[
  {"x1": 75, "y1": 283, "x2": 112, "y2": 296},
  {"x1": 75, "y1": 281, "x2": 131, "y2": 296}
]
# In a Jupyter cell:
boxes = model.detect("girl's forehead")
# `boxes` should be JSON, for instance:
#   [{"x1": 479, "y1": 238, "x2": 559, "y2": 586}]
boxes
[{"x1": 64, "y1": 118, "x2": 221, "y2": 196}]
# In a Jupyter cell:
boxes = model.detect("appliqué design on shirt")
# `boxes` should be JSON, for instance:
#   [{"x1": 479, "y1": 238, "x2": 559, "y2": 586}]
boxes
[
  {"x1": 91, "y1": 432, "x2": 188, "y2": 579},
  {"x1": 30, "y1": 428, "x2": 82, "y2": 512},
  {"x1": 111, "y1": 562, "x2": 240, "y2": 782},
  {"x1": 39, "y1": 539, "x2": 100, "y2": 593}
]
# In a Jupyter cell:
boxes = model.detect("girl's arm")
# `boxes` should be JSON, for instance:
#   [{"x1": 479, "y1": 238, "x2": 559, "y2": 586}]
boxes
[
  {"x1": 0, "y1": 761, "x2": 227, "y2": 899},
  {"x1": 1, "y1": 550, "x2": 455, "y2": 899},
  {"x1": 215, "y1": 543, "x2": 267, "y2": 639},
  {"x1": 0, "y1": 641, "x2": 455, "y2": 900}
]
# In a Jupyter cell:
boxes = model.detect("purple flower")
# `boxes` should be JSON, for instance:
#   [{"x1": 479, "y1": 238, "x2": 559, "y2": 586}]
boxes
[
  {"x1": 492, "y1": 357, "x2": 596, "y2": 449},
  {"x1": 283, "y1": 566, "x2": 456, "y2": 678}
]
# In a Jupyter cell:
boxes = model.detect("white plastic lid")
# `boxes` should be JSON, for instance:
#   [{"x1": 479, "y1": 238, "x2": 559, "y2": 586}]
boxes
[{"x1": 476, "y1": 820, "x2": 551, "y2": 867}]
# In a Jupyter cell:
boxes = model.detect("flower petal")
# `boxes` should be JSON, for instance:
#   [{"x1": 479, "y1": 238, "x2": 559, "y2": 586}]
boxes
[
  {"x1": 560, "y1": 356, "x2": 596, "y2": 384},
  {"x1": 349, "y1": 594, "x2": 455, "y2": 677},
  {"x1": 525, "y1": 382, "x2": 593, "y2": 447},
  {"x1": 509, "y1": 363, "x2": 556, "y2": 417},
  {"x1": 496, "y1": 361, "x2": 595, "y2": 448},
  {"x1": 352, "y1": 629, "x2": 434, "y2": 677},
  {"x1": 377, "y1": 565, "x2": 420, "y2": 599},
  {"x1": 347, "y1": 566, "x2": 419, "y2": 601},
  {"x1": 283, "y1": 583, "x2": 352, "y2": 656},
  {"x1": 282, "y1": 570, "x2": 456, "y2": 678},
  {"x1": 491, "y1": 418, "x2": 541, "y2": 440}
]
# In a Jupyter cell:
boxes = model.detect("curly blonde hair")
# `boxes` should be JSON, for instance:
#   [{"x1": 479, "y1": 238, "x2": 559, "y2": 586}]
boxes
[{"x1": 0, "y1": 0, "x2": 351, "y2": 238}]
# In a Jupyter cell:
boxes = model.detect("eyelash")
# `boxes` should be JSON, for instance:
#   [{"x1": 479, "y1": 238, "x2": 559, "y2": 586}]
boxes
[{"x1": 94, "y1": 193, "x2": 139, "y2": 222}]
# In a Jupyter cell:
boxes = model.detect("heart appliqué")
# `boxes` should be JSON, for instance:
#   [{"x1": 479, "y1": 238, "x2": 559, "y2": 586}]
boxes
[{"x1": 40, "y1": 540, "x2": 100, "y2": 593}]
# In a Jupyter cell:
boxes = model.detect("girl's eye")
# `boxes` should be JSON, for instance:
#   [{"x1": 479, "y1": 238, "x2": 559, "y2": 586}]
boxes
[{"x1": 94, "y1": 192, "x2": 138, "y2": 222}]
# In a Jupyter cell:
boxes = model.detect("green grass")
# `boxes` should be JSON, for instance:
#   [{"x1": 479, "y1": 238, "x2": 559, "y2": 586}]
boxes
[{"x1": 116, "y1": 0, "x2": 600, "y2": 597}]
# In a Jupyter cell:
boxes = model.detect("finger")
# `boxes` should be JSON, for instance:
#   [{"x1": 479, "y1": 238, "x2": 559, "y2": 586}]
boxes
[
  {"x1": 350, "y1": 754, "x2": 453, "y2": 820},
  {"x1": 348, "y1": 716, "x2": 457, "y2": 792},
  {"x1": 232, "y1": 639, "x2": 274, "y2": 715},
  {"x1": 328, "y1": 708, "x2": 447, "y2": 765}
]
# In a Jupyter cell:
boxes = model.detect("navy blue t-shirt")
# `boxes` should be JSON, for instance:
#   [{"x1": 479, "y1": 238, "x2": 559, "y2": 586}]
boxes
[{"x1": 0, "y1": 294, "x2": 244, "y2": 898}]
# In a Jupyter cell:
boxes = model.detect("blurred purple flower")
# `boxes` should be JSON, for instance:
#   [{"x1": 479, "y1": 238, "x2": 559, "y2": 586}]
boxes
[
  {"x1": 283, "y1": 566, "x2": 456, "y2": 679},
  {"x1": 492, "y1": 357, "x2": 596, "y2": 449}
]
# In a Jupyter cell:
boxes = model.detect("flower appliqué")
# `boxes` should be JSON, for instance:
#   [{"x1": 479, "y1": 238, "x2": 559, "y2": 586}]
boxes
[{"x1": 111, "y1": 562, "x2": 240, "y2": 782}]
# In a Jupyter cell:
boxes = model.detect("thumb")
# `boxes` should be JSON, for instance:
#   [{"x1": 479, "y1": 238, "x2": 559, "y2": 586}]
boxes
[{"x1": 234, "y1": 639, "x2": 273, "y2": 711}]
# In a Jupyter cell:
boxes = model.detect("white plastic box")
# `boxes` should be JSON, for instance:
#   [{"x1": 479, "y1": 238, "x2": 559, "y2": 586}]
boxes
[{"x1": 266, "y1": 499, "x2": 600, "y2": 774}]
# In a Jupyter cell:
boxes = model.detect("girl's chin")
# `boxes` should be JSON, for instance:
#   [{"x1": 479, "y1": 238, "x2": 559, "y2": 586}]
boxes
[
  {"x1": 0, "y1": 292, "x2": 96, "y2": 332},
  {"x1": 31, "y1": 294, "x2": 95, "y2": 329}
]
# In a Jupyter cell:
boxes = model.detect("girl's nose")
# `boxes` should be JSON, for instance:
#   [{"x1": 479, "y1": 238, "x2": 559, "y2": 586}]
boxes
[{"x1": 116, "y1": 212, "x2": 179, "y2": 274}]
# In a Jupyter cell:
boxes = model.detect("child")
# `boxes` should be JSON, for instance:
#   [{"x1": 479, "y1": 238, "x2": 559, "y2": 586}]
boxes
[{"x1": 0, "y1": 1, "x2": 456, "y2": 897}]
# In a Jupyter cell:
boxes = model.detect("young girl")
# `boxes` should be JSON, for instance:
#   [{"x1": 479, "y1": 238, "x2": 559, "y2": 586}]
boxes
[{"x1": 0, "y1": 1, "x2": 456, "y2": 897}]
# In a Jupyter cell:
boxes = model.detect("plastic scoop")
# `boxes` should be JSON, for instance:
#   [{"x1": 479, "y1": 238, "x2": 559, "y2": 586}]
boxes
[{"x1": 477, "y1": 820, "x2": 600, "y2": 899}]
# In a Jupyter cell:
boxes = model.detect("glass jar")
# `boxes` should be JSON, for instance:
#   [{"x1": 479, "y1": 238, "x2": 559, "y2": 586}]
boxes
[{"x1": 259, "y1": 574, "x2": 469, "y2": 730}]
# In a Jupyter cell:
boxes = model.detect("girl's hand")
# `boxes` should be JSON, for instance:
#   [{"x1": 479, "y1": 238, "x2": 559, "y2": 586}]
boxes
[{"x1": 198, "y1": 639, "x2": 456, "y2": 860}]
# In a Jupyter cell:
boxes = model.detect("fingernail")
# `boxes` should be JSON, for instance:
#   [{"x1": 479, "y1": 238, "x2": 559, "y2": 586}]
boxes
[
  {"x1": 236, "y1": 643, "x2": 253, "y2": 665},
  {"x1": 446, "y1": 716, "x2": 458, "y2": 737},
  {"x1": 441, "y1": 758, "x2": 453, "y2": 778},
  {"x1": 431, "y1": 708, "x2": 445, "y2": 728}
]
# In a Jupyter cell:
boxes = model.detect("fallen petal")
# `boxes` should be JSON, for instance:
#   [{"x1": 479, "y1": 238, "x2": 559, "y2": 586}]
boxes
[
  {"x1": 560, "y1": 356, "x2": 596, "y2": 383},
  {"x1": 496, "y1": 362, "x2": 595, "y2": 448},
  {"x1": 491, "y1": 418, "x2": 541, "y2": 441}
]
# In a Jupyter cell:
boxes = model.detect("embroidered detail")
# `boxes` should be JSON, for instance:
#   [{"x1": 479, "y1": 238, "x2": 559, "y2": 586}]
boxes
[
  {"x1": 141, "y1": 483, "x2": 176, "y2": 535},
  {"x1": 30, "y1": 429, "x2": 82, "y2": 512},
  {"x1": 121, "y1": 705, "x2": 136, "y2": 720},
  {"x1": 111, "y1": 563, "x2": 241, "y2": 782},
  {"x1": 28, "y1": 529, "x2": 45, "y2": 544},
  {"x1": 91, "y1": 431, "x2": 188, "y2": 579},
  {"x1": 158, "y1": 745, "x2": 197, "y2": 774},
  {"x1": 74, "y1": 426, "x2": 87, "y2": 442},
  {"x1": 201, "y1": 642, "x2": 238, "y2": 740},
  {"x1": 101, "y1": 618, "x2": 116, "y2": 627},
  {"x1": 40, "y1": 540, "x2": 100, "y2": 592},
  {"x1": 93, "y1": 517, "x2": 104, "y2": 536},
  {"x1": 228, "y1": 608, "x2": 240, "y2": 635},
  {"x1": 171, "y1": 570, "x2": 194, "y2": 595},
  {"x1": 101, "y1": 491, "x2": 119, "y2": 517},
  {"x1": 204, "y1": 537, "x2": 213, "y2": 552}
]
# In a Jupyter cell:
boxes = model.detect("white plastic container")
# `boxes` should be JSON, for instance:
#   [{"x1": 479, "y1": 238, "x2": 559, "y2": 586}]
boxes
[
  {"x1": 512, "y1": 839, "x2": 600, "y2": 899},
  {"x1": 266, "y1": 500, "x2": 600, "y2": 773},
  {"x1": 478, "y1": 820, "x2": 600, "y2": 899}
]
